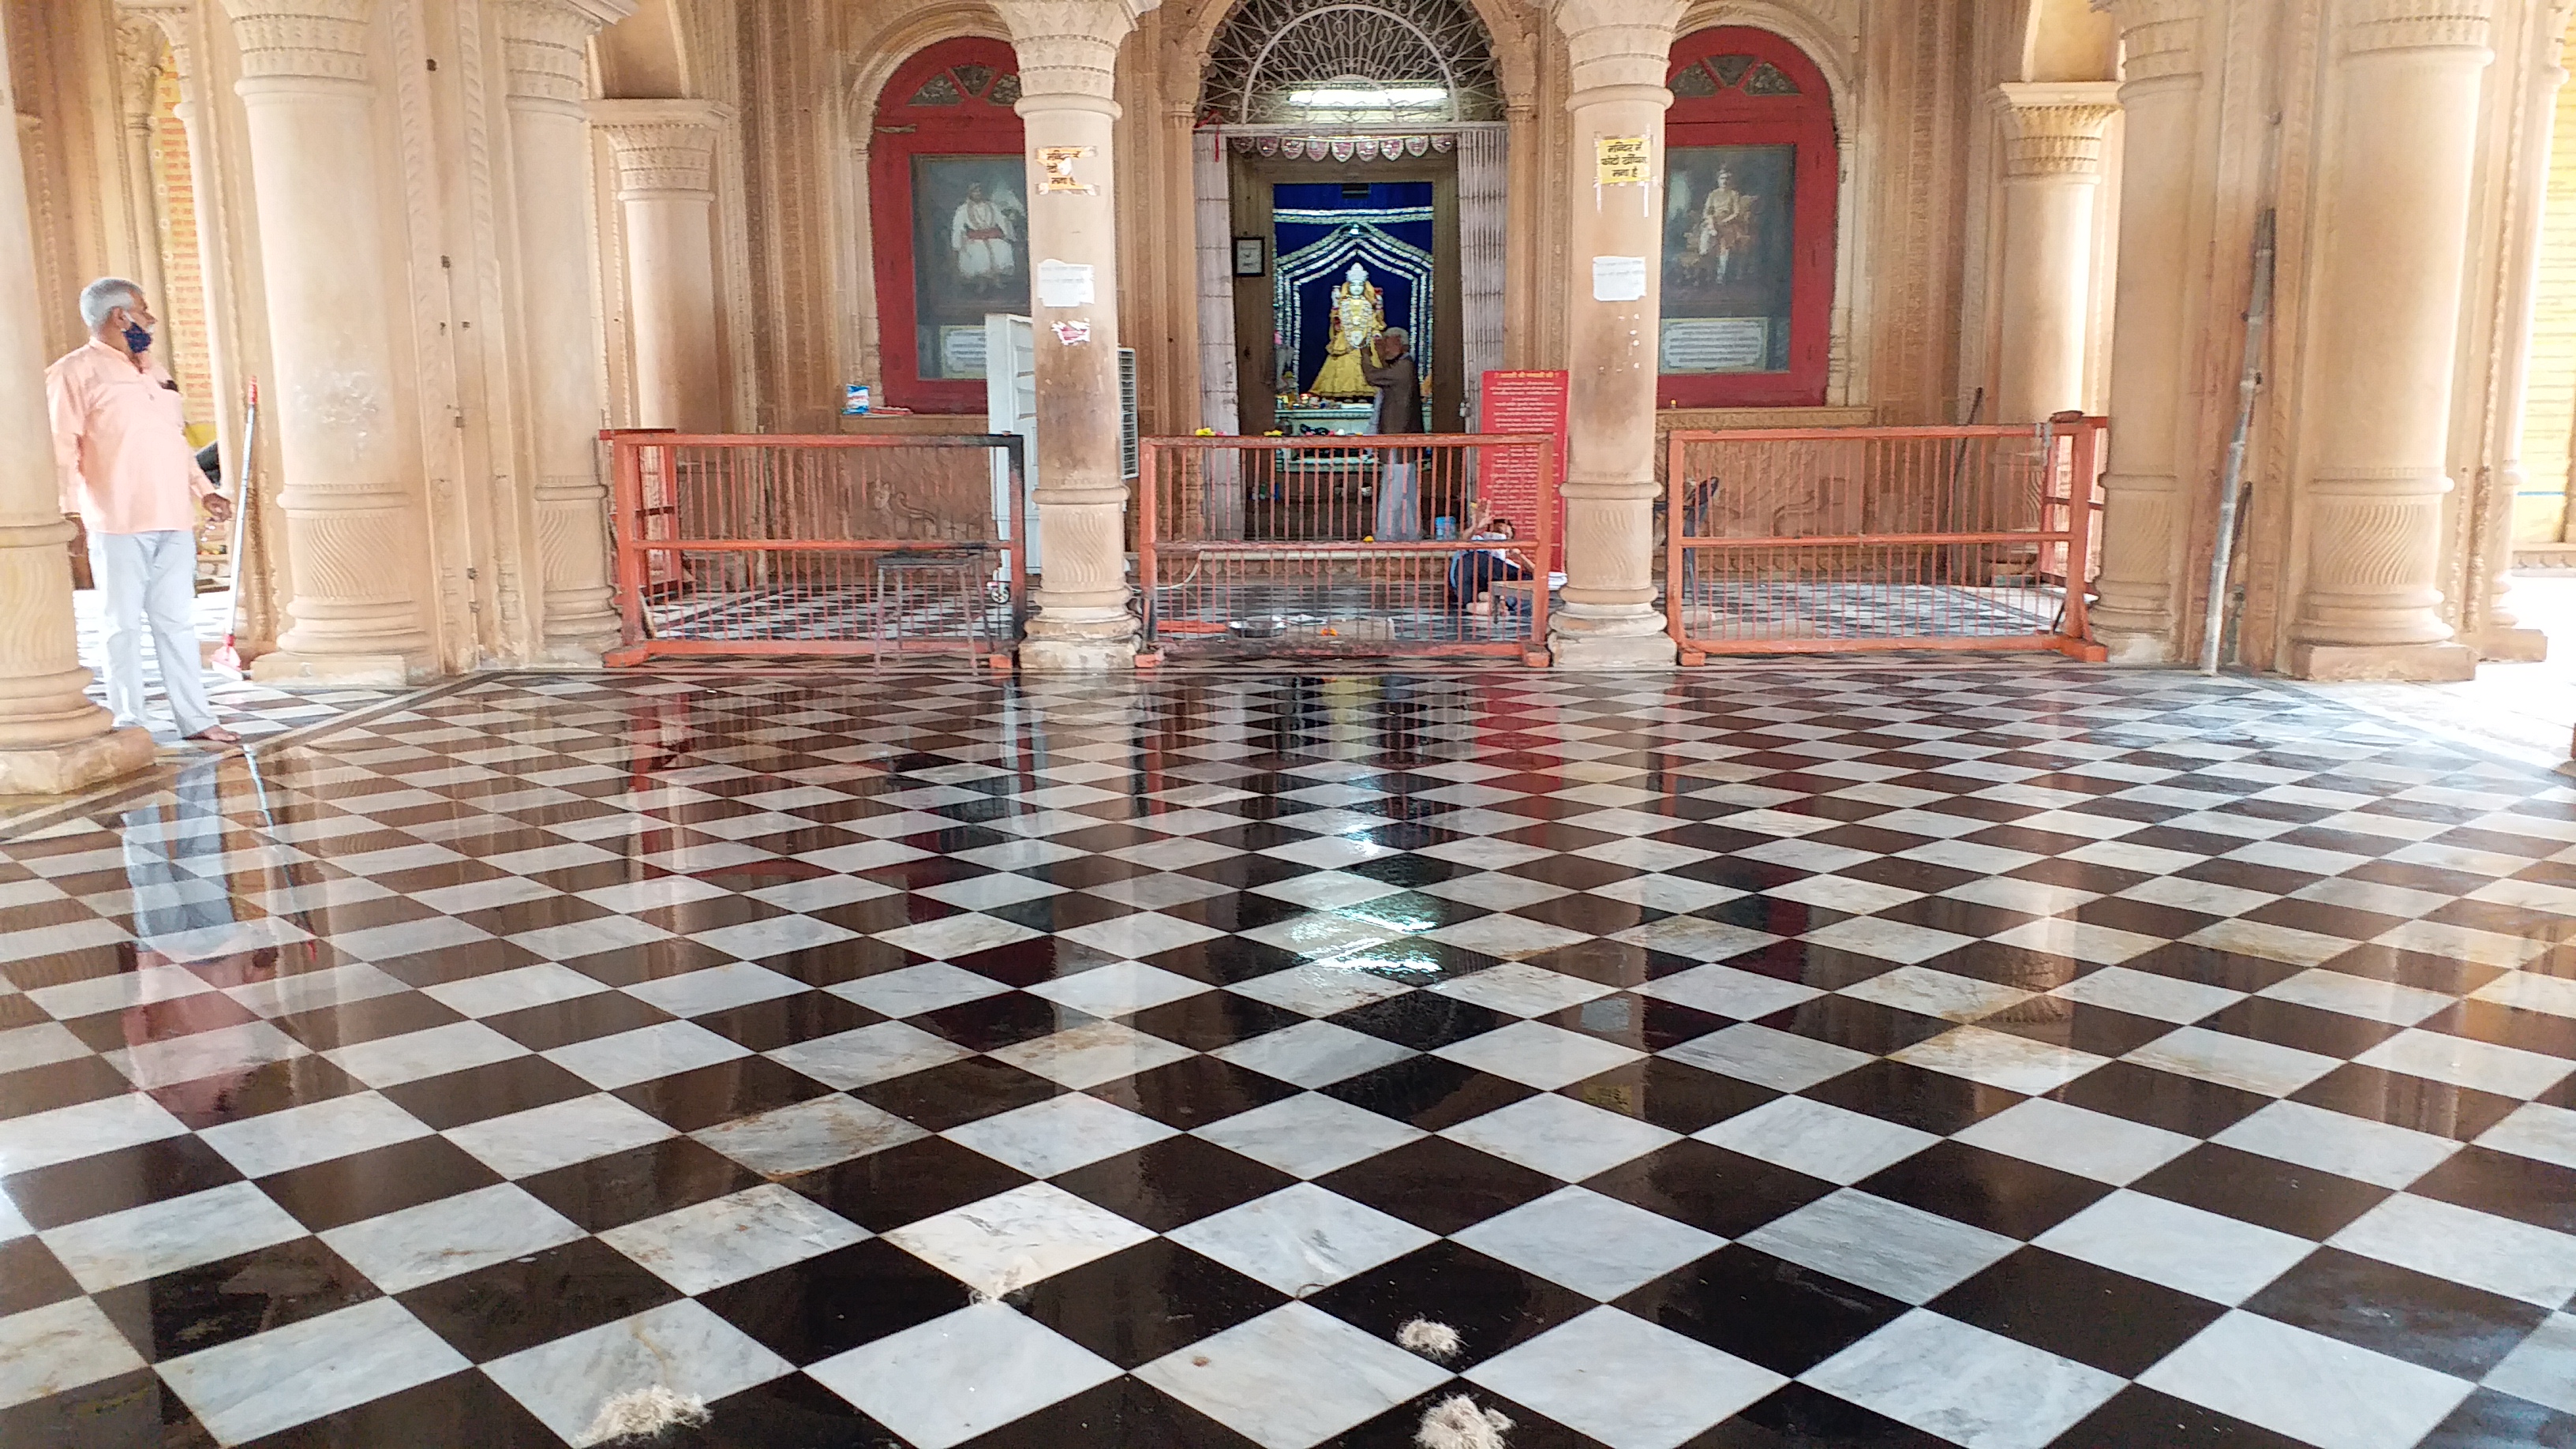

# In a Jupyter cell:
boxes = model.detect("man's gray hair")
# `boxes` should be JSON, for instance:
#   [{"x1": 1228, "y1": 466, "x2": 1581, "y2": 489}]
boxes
[
  {"x1": 79, "y1": 278, "x2": 144, "y2": 331},
  {"x1": 1383, "y1": 328, "x2": 1410, "y2": 343}
]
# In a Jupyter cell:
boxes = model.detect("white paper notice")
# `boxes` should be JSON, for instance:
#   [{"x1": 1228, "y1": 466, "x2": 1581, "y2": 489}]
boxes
[
  {"x1": 1037, "y1": 260, "x2": 1095, "y2": 309},
  {"x1": 1592, "y1": 256, "x2": 1647, "y2": 303}
]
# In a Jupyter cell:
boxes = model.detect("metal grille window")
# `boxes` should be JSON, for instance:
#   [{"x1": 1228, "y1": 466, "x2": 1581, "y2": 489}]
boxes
[{"x1": 1203, "y1": 0, "x2": 1504, "y2": 128}]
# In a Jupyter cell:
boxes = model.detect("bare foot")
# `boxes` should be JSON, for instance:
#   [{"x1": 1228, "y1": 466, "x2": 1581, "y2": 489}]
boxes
[{"x1": 185, "y1": 724, "x2": 242, "y2": 746}]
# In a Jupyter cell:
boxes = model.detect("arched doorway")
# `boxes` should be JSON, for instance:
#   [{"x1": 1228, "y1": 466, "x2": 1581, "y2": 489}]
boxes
[
  {"x1": 1197, "y1": 0, "x2": 1507, "y2": 439},
  {"x1": 1660, "y1": 27, "x2": 1837, "y2": 408},
  {"x1": 869, "y1": 38, "x2": 1025, "y2": 414}
]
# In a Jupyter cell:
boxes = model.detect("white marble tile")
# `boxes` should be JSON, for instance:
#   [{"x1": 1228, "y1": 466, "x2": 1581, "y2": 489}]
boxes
[
  {"x1": 2355, "y1": 1028, "x2": 2575, "y2": 1099},
  {"x1": 809, "y1": 1301, "x2": 1121, "y2": 1449},
  {"x1": 1024, "y1": 960, "x2": 1209, "y2": 1017},
  {"x1": 1434, "y1": 1020, "x2": 1642, "y2": 1089},
  {"x1": 221, "y1": 961, "x2": 414, "y2": 1020},
  {"x1": 485, "y1": 1298, "x2": 795, "y2": 1447},
  {"x1": 620, "y1": 961, "x2": 810, "y2": 1017},
  {"x1": 1801, "y1": 1309, "x2": 2122, "y2": 1449},
  {"x1": 2046, "y1": 965, "x2": 2244, "y2": 1024},
  {"x1": 103, "y1": 1019, "x2": 306, "y2": 1090},
  {"x1": 2137, "y1": 1311, "x2": 2473, "y2": 1449},
  {"x1": 1432, "y1": 960, "x2": 1618, "y2": 1017},
  {"x1": 1079, "y1": 871, "x2": 1233, "y2": 910},
  {"x1": 1253, "y1": 870, "x2": 1407, "y2": 911},
  {"x1": 418, "y1": 961, "x2": 609, "y2": 1018},
  {"x1": 1241, "y1": 910, "x2": 1409, "y2": 960},
  {"x1": 322, "y1": 1020, "x2": 530, "y2": 1088},
  {"x1": 542, "y1": 1020, "x2": 751, "y2": 1091},
  {"x1": 1638, "y1": 963, "x2": 1822, "y2": 1020},
  {"x1": 2183, "y1": 919, "x2": 2357, "y2": 968},
  {"x1": 825, "y1": 962, "x2": 1012, "y2": 1018},
  {"x1": 0, "y1": 1091, "x2": 187, "y2": 1176},
  {"x1": 942, "y1": 1092, "x2": 1178, "y2": 1177},
  {"x1": 322, "y1": 915, "x2": 492, "y2": 964},
  {"x1": 1950, "y1": 1098, "x2": 2198, "y2": 1185},
  {"x1": 1225, "y1": 962, "x2": 1415, "y2": 1018},
  {"x1": 2033, "y1": 1189, "x2": 2314, "y2": 1305},
  {"x1": 2476, "y1": 1101, "x2": 2576, "y2": 1171},
  {"x1": 600, "y1": 1184, "x2": 868, "y2": 1294},
  {"x1": 0, "y1": 1021, "x2": 93, "y2": 1076},
  {"x1": 1892, "y1": 1025, "x2": 2110, "y2": 1095},
  {"x1": 0, "y1": 1297, "x2": 146, "y2": 1411},
  {"x1": 2256, "y1": 968, "x2": 2456, "y2": 1026},
  {"x1": 2329, "y1": 1193, "x2": 2576, "y2": 1308},
  {"x1": 158, "y1": 1297, "x2": 469, "y2": 1444},
  {"x1": 689, "y1": 915, "x2": 863, "y2": 963},
  {"x1": 988, "y1": 1019, "x2": 1195, "y2": 1089},
  {"x1": 691, "y1": 1093, "x2": 925, "y2": 1176},
  {"x1": 1468, "y1": 1305, "x2": 1785, "y2": 1449},
  {"x1": 2212, "y1": 1099, "x2": 2456, "y2": 1189},
  {"x1": 1743, "y1": 1189, "x2": 2019, "y2": 1305},
  {"x1": 1608, "y1": 915, "x2": 1780, "y2": 962},
  {"x1": 1420, "y1": 914, "x2": 1593, "y2": 961},
  {"x1": 1058, "y1": 912, "x2": 1226, "y2": 960},
  {"x1": 444, "y1": 1091, "x2": 676, "y2": 1178},
  {"x1": 510, "y1": 915, "x2": 673, "y2": 962},
  {"x1": 1414, "y1": 871, "x2": 1572, "y2": 912},
  {"x1": 1661, "y1": 1021, "x2": 1872, "y2": 1091},
  {"x1": 1442, "y1": 1093, "x2": 1679, "y2": 1181},
  {"x1": 1209, "y1": 1019, "x2": 1415, "y2": 1088},
  {"x1": 2481, "y1": 1311, "x2": 2576, "y2": 1416},
  {"x1": 883, "y1": 1182, "x2": 1155, "y2": 1298},
  {"x1": 320, "y1": 1182, "x2": 588, "y2": 1294},
  {"x1": 2125, "y1": 1025, "x2": 2342, "y2": 1097},
  {"x1": 197, "y1": 1091, "x2": 432, "y2": 1178},
  {"x1": 1135, "y1": 1302, "x2": 1450, "y2": 1449},
  {"x1": 1167, "y1": 1183, "x2": 1437, "y2": 1295},
  {"x1": 1836, "y1": 965, "x2": 2031, "y2": 1021},
  {"x1": 1452, "y1": 1186, "x2": 1724, "y2": 1301},
  {"x1": 1586, "y1": 874, "x2": 1744, "y2": 915},
  {"x1": 765, "y1": 1020, "x2": 973, "y2": 1088},
  {"x1": 1697, "y1": 1095, "x2": 1938, "y2": 1185},
  {"x1": 872, "y1": 913, "x2": 1039, "y2": 960},
  {"x1": 1193, "y1": 1092, "x2": 1428, "y2": 1179},
  {"x1": 39, "y1": 1181, "x2": 307, "y2": 1292}
]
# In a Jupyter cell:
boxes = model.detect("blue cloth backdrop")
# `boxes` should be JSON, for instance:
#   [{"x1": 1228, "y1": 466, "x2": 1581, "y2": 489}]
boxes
[{"x1": 1272, "y1": 182, "x2": 1435, "y2": 399}]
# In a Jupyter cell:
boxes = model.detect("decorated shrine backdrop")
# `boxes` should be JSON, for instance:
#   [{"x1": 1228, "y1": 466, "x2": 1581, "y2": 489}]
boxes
[{"x1": 1271, "y1": 182, "x2": 1436, "y2": 399}]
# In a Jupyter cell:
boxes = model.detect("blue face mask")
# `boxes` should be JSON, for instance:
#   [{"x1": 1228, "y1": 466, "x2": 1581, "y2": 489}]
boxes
[{"x1": 122, "y1": 319, "x2": 152, "y2": 354}]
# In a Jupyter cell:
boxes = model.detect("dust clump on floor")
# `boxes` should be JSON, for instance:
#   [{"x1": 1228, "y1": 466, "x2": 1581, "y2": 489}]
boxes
[
  {"x1": 584, "y1": 1385, "x2": 711, "y2": 1443},
  {"x1": 1416, "y1": 1394, "x2": 1512, "y2": 1449},
  {"x1": 1397, "y1": 1317, "x2": 1465, "y2": 1361}
]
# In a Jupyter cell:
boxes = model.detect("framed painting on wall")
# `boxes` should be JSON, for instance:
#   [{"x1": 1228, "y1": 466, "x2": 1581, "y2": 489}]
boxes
[{"x1": 871, "y1": 37, "x2": 1025, "y2": 413}]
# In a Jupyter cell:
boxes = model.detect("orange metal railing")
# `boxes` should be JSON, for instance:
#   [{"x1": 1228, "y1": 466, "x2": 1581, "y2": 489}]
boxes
[
  {"x1": 601, "y1": 430, "x2": 1027, "y2": 666},
  {"x1": 1136, "y1": 433, "x2": 1559, "y2": 662},
  {"x1": 1664, "y1": 417, "x2": 2108, "y2": 661}
]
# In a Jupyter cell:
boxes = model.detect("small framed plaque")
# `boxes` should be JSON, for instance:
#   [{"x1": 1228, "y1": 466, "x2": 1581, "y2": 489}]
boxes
[{"x1": 1232, "y1": 236, "x2": 1268, "y2": 277}]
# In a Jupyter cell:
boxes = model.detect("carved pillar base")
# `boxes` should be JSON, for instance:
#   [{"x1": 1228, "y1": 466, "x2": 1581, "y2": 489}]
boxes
[
  {"x1": 2286, "y1": 642, "x2": 2477, "y2": 681},
  {"x1": 1021, "y1": 623, "x2": 1140, "y2": 672},
  {"x1": 248, "y1": 651, "x2": 426, "y2": 687},
  {"x1": 2466, "y1": 625, "x2": 2548, "y2": 661},
  {"x1": 0, "y1": 728, "x2": 159, "y2": 796},
  {"x1": 1551, "y1": 613, "x2": 1681, "y2": 669}
]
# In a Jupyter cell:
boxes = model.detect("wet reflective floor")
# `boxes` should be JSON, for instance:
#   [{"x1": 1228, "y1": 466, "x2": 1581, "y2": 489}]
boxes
[{"x1": 4, "y1": 665, "x2": 2576, "y2": 1447}]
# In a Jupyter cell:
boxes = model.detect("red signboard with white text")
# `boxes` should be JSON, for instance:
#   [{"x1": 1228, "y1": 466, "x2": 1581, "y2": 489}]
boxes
[{"x1": 1478, "y1": 369, "x2": 1569, "y2": 567}]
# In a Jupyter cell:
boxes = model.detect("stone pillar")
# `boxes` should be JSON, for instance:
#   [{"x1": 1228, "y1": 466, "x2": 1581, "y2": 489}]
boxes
[
  {"x1": 110, "y1": 17, "x2": 170, "y2": 312},
  {"x1": 994, "y1": 0, "x2": 1144, "y2": 672},
  {"x1": 1550, "y1": 0, "x2": 1685, "y2": 670},
  {"x1": 590, "y1": 99, "x2": 726, "y2": 432},
  {"x1": 2460, "y1": 4, "x2": 2569, "y2": 662},
  {"x1": 225, "y1": 0, "x2": 436, "y2": 685},
  {"x1": 2089, "y1": 0, "x2": 2201, "y2": 663},
  {"x1": 0, "y1": 3, "x2": 155, "y2": 792},
  {"x1": 500, "y1": 0, "x2": 631, "y2": 664},
  {"x1": 1994, "y1": 83, "x2": 2119, "y2": 422},
  {"x1": 2286, "y1": 0, "x2": 2492, "y2": 680}
]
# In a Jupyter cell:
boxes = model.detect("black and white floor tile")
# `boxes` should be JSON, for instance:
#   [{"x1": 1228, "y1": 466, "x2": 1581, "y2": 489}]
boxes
[{"x1": 5, "y1": 665, "x2": 2576, "y2": 1447}]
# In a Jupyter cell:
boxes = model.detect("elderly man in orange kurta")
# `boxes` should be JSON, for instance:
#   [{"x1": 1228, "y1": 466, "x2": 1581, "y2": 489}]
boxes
[{"x1": 47, "y1": 277, "x2": 238, "y2": 745}]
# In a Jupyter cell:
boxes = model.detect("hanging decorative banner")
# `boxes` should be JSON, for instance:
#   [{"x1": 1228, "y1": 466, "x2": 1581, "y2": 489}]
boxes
[
  {"x1": 1406, "y1": 135, "x2": 1429, "y2": 157},
  {"x1": 1037, "y1": 144, "x2": 1096, "y2": 193},
  {"x1": 1596, "y1": 136, "x2": 1651, "y2": 186},
  {"x1": 1221, "y1": 133, "x2": 1460, "y2": 163}
]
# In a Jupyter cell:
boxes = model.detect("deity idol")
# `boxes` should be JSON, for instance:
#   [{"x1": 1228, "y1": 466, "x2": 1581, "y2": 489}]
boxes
[
  {"x1": 949, "y1": 182, "x2": 1022, "y2": 293},
  {"x1": 1309, "y1": 262, "x2": 1385, "y2": 398}
]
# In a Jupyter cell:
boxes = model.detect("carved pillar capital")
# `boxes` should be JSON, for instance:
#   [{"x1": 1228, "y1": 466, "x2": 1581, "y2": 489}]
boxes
[
  {"x1": 589, "y1": 98, "x2": 728, "y2": 197},
  {"x1": 112, "y1": 17, "x2": 167, "y2": 123},
  {"x1": 2091, "y1": 0, "x2": 2204, "y2": 86},
  {"x1": 220, "y1": 0, "x2": 373, "y2": 86},
  {"x1": 2340, "y1": 0, "x2": 2494, "y2": 55},
  {"x1": 115, "y1": 2, "x2": 196, "y2": 84},
  {"x1": 1552, "y1": 0, "x2": 1688, "y2": 103},
  {"x1": 496, "y1": 0, "x2": 632, "y2": 112},
  {"x1": 1997, "y1": 82, "x2": 2121, "y2": 181},
  {"x1": 992, "y1": 1, "x2": 1144, "y2": 107}
]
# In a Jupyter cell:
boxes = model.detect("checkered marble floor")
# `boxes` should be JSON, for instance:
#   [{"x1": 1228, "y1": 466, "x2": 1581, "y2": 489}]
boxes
[
  {"x1": 72, "y1": 588, "x2": 400, "y2": 746},
  {"x1": 5, "y1": 665, "x2": 2576, "y2": 1448}
]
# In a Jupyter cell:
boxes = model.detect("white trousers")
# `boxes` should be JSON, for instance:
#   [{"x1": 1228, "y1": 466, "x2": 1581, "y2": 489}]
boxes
[{"x1": 90, "y1": 529, "x2": 217, "y2": 737}]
